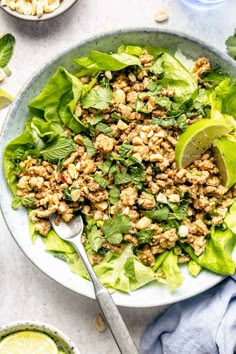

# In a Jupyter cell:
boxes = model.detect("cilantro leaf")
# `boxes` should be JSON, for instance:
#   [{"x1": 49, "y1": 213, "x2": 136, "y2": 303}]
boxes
[
  {"x1": 226, "y1": 30, "x2": 236, "y2": 60},
  {"x1": 0, "y1": 33, "x2": 15, "y2": 68},
  {"x1": 176, "y1": 114, "x2": 187, "y2": 131},
  {"x1": 169, "y1": 200, "x2": 188, "y2": 221},
  {"x1": 136, "y1": 229, "x2": 154, "y2": 245},
  {"x1": 82, "y1": 135, "x2": 96, "y2": 157},
  {"x1": 82, "y1": 86, "x2": 112, "y2": 110},
  {"x1": 103, "y1": 215, "x2": 131, "y2": 244}
]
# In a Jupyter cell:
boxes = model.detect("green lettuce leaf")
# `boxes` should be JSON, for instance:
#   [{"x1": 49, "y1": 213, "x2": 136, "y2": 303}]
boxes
[
  {"x1": 181, "y1": 226, "x2": 236, "y2": 275},
  {"x1": 162, "y1": 250, "x2": 184, "y2": 292},
  {"x1": 188, "y1": 260, "x2": 202, "y2": 277},
  {"x1": 87, "y1": 224, "x2": 103, "y2": 252},
  {"x1": 75, "y1": 50, "x2": 141, "y2": 72},
  {"x1": 30, "y1": 116, "x2": 64, "y2": 146},
  {"x1": 93, "y1": 245, "x2": 159, "y2": 292},
  {"x1": 43, "y1": 230, "x2": 75, "y2": 253},
  {"x1": 222, "y1": 80, "x2": 236, "y2": 118},
  {"x1": 224, "y1": 199, "x2": 236, "y2": 234},
  {"x1": 149, "y1": 51, "x2": 197, "y2": 103},
  {"x1": 117, "y1": 45, "x2": 144, "y2": 56},
  {"x1": 3, "y1": 124, "x2": 35, "y2": 194},
  {"x1": 29, "y1": 67, "x2": 84, "y2": 133}
]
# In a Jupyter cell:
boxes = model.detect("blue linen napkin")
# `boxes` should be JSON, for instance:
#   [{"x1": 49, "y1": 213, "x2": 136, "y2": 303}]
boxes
[{"x1": 140, "y1": 275, "x2": 236, "y2": 354}]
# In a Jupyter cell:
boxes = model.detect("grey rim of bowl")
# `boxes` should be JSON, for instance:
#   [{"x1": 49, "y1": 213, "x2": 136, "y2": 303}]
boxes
[
  {"x1": 0, "y1": 320, "x2": 80, "y2": 353},
  {"x1": 0, "y1": 0, "x2": 78, "y2": 22},
  {"x1": 0, "y1": 27, "x2": 236, "y2": 307}
]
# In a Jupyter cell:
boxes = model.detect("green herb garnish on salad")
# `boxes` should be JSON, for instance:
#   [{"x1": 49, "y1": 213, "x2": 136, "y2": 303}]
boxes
[{"x1": 3, "y1": 45, "x2": 236, "y2": 293}]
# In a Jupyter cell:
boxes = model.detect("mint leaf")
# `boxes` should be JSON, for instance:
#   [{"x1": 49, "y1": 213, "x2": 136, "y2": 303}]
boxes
[
  {"x1": 152, "y1": 117, "x2": 176, "y2": 127},
  {"x1": 155, "y1": 96, "x2": 172, "y2": 108},
  {"x1": 98, "y1": 159, "x2": 113, "y2": 175},
  {"x1": 82, "y1": 135, "x2": 96, "y2": 157},
  {"x1": 143, "y1": 207, "x2": 170, "y2": 221},
  {"x1": 92, "y1": 173, "x2": 108, "y2": 189},
  {"x1": 114, "y1": 172, "x2": 132, "y2": 185},
  {"x1": 226, "y1": 30, "x2": 236, "y2": 60},
  {"x1": 89, "y1": 114, "x2": 104, "y2": 125},
  {"x1": 169, "y1": 200, "x2": 188, "y2": 221},
  {"x1": 95, "y1": 122, "x2": 113, "y2": 137},
  {"x1": 82, "y1": 86, "x2": 112, "y2": 110},
  {"x1": 109, "y1": 186, "x2": 120, "y2": 205},
  {"x1": 103, "y1": 215, "x2": 131, "y2": 244},
  {"x1": 129, "y1": 164, "x2": 145, "y2": 189},
  {"x1": 118, "y1": 142, "x2": 133, "y2": 156},
  {"x1": 41, "y1": 136, "x2": 76, "y2": 163},
  {"x1": 0, "y1": 34, "x2": 15, "y2": 68}
]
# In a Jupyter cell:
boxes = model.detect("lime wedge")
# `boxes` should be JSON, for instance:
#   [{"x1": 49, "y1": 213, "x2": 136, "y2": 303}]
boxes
[
  {"x1": 0, "y1": 331, "x2": 58, "y2": 354},
  {"x1": 0, "y1": 88, "x2": 13, "y2": 109},
  {"x1": 175, "y1": 119, "x2": 231, "y2": 169},
  {"x1": 213, "y1": 136, "x2": 236, "y2": 189}
]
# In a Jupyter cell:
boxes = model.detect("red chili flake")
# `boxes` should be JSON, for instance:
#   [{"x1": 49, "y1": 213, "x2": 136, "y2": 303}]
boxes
[{"x1": 61, "y1": 175, "x2": 68, "y2": 183}]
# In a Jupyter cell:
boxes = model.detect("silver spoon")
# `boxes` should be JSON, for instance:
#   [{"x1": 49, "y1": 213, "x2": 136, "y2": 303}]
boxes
[{"x1": 49, "y1": 214, "x2": 139, "y2": 354}]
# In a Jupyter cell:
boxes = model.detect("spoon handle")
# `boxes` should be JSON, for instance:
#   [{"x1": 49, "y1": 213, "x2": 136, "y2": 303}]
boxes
[
  {"x1": 71, "y1": 238, "x2": 139, "y2": 354},
  {"x1": 95, "y1": 286, "x2": 139, "y2": 354}
]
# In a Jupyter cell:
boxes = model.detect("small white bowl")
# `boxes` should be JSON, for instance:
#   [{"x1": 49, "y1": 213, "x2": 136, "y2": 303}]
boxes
[
  {"x1": 0, "y1": 0, "x2": 78, "y2": 21},
  {"x1": 0, "y1": 320, "x2": 80, "y2": 353}
]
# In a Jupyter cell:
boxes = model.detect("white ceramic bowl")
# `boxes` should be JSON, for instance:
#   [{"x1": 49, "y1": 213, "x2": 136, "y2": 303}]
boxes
[
  {"x1": 0, "y1": 0, "x2": 78, "y2": 21},
  {"x1": 1, "y1": 28, "x2": 236, "y2": 308},
  {"x1": 0, "y1": 320, "x2": 80, "y2": 353}
]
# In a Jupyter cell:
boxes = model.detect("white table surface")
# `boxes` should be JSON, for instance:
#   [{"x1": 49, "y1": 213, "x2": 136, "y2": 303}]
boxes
[{"x1": 0, "y1": 0, "x2": 235, "y2": 353}]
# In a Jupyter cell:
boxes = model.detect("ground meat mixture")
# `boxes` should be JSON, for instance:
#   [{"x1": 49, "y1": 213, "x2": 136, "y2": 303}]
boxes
[{"x1": 15, "y1": 51, "x2": 236, "y2": 268}]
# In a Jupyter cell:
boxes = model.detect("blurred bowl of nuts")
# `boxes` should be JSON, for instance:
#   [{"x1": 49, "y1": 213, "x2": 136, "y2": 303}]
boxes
[{"x1": 0, "y1": 0, "x2": 78, "y2": 20}]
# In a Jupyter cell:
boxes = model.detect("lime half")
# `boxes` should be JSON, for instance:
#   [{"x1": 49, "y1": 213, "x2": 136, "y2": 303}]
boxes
[
  {"x1": 0, "y1": 330, "x2": 58, "y2": 354},
  {"x1": 213, "y1": 136, "x2": 236, "y2": 189},
  {"x1": 175, "y1": 119, "x2": 231, "y2": 169},
  {"x1": 0, "y1": 88, "x2": 13, "y2": 109}
]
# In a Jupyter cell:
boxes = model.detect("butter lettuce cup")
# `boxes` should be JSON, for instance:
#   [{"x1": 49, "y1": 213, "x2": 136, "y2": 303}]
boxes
[{"x1": 0, "y1": 320, "x2": 80, "y2": 354}]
